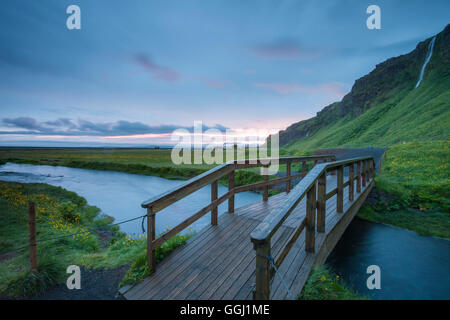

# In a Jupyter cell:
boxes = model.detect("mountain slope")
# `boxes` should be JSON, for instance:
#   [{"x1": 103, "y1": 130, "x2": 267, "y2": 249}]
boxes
[{"x1": 277, "y1": 24, "x2": 449, "y2": 155}]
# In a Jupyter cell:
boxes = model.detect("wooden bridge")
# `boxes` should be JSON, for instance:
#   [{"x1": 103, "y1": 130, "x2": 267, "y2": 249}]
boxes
[{"x1": 122, "y1": 155, "x2": 375, "y2": 300}]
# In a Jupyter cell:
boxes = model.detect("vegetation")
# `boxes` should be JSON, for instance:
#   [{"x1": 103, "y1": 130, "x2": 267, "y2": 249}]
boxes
[
  {"x1": 357, "y1": 141, "x2": 449, "y2": 238},
  {"x1": 0, "y1": 181, "x2": 190, "y2": 298},
  {"x1": 298, "y1": 266, "x2": 365, "y2": 300},
  {"x1": 277, "y1": 26, "x2": 450, "y2": 238},
  {"x1": 0, "y1": 147, "x2": 270, "y2": 187},
  {"x1": 119, "y1": 231, "x2": 193, "y2": 288}
]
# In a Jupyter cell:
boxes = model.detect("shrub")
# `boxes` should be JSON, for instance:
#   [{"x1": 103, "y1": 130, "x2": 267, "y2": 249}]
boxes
[{"x1": 3, "y1": 252, "x2": 64, "y2": 297}]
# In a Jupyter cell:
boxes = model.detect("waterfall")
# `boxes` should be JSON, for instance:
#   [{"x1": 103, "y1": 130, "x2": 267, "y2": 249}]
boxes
[{"x1": 414, "y1": 36, "x2": 436, "y2": 89}]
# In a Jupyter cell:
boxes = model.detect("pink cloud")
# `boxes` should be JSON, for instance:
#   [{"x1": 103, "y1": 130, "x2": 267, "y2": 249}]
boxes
[
  {"x1": 199, "y1": 77, "x2": 225, "y2": 88},
  {"x1": 253, "y1": 82, "x2": 349, "y2": 98},
  {"x1": 134, "y1": 54, "x2": 181, "y2": 82},
  {"x1": 249, "y1": 40, "x2": 323, "y2": 60}
]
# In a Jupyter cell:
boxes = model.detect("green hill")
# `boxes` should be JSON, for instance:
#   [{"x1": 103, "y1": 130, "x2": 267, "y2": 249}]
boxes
[
  {"x1": 277, "y1": 24, "x2": 449, "y2": 155},
  {"x1": 273, "y1": 24, "x2": 450, "y2": 237}
]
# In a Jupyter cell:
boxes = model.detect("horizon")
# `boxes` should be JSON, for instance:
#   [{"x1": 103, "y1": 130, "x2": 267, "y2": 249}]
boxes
[{"x1": 1, "y1": 0, "x2": 449, "y2": 147}]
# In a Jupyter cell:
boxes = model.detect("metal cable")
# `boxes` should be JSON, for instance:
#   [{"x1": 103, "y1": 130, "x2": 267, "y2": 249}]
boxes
[
  {"x1": 256, "y1": 253, "x2": 295, "y2": 300},
  {"x1": 0, "y1": 214, "x2": 147, "y2": 257}
]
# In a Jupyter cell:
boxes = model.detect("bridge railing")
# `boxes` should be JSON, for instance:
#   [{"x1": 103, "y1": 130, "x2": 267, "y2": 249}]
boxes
[
  {"x1": 250, "y1": 156, "x2": 375, "y2": 300},
  {"x1": 141, "y1": 155, "x2": 336, "y2": 272}
]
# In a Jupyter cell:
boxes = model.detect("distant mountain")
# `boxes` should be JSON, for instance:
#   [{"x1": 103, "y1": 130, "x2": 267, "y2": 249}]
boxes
[{"x1": 275, "y1": 24, "x2": 449, "y2": 154}]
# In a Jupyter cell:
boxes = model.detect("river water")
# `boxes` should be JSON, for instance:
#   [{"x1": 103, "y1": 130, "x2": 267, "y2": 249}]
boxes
[
  {"x1": 0, "y1": 162, "x2": 261, "y2": 235},
  {"x1": 1, "y1": 162, "x2": 449, "y2": 299}
]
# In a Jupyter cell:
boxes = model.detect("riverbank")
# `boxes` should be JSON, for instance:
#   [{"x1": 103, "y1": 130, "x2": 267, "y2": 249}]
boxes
[
  {"x1": 360, "y1": 141, "x2": 449, "y2": 239},
  {"x1": 299, "y1": 267, "x2": 366, "y2": 300},
  {"x1": 0, "y1": 181, "x2": 190, "y2": 299},
  {"x1": 0, "y1": 147, "x2": 268, "y2": 188}
]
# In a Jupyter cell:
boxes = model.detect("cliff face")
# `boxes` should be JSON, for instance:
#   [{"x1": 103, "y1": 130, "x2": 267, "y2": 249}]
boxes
[{"x1": 277, "y1": 24, "x2": 449, "y2": 147}]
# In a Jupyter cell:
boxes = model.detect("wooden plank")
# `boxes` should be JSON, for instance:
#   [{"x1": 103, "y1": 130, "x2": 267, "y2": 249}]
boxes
[
  {"x1": 275, "y1": 219, "x2": 305, "y2": 268},
  {"x1": 165, "y1": 218, "x2": 258, "y2": 299},
  {"x1": 142, "y1": 162, "x2": 234, "y2": 211},
  {"x1": 151, "y1": 190, "x2": 233, "y2": 249},
  {"x1": 216, "y1": 225, "x2": 292, "y2": 300},
  {"x1": 233, "y1": 173, "x2": 303, "y2": 194},
  {"x1": 326, "y1": 187, "x2": 337, "y2": 200},
  {"x1": 251, "y1": 157, "x2": 373, "y2": 243},
  {"x1": 132, "y1": 214, "x2": 248, "y2": 300}
]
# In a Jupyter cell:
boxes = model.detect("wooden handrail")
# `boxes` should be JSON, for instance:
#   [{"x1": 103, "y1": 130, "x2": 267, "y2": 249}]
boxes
[
  {"x1": 141, "y1": 155, "x2": 336, "y2": 210},
  {"x1": 142, "y1": 154, "x2": 336, "y2": 272},
  {"x1": 251, "y1": 156, "x2": 375, "y2": 300}
]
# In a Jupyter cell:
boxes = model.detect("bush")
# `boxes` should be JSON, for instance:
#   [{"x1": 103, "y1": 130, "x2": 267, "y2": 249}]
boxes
[
  {"x1": 57, "y1": 201, "x2": 80, "y2": 223},
  {"x1": 3, "y1": 252, "x2": 64, "y2": 297}
]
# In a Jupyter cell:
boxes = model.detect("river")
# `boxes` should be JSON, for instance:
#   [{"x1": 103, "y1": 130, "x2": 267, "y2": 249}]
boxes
[{"x1": 1, "y1": 162, "x2": 449, "y2": 299}]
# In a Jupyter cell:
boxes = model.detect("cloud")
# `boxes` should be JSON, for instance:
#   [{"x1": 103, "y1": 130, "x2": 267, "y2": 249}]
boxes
[
  {"x1": 249, "y1": 40, "x2": 323, "y2": 60},
  {"x1": 134, "y1": 54, "x2": 181, "y2": 82},
  {"x1": 2, "y1": 117, "x2": 43, "y2": 131},
  {"x1": 253, "y1": 82, "x2": 349, "y2": 98},
  {"x1": 0, "y1": 118, "x2": 228, "y2": 136},
  {"x1": 198, "y1": 77, "x2": 225, "y2": 88}
]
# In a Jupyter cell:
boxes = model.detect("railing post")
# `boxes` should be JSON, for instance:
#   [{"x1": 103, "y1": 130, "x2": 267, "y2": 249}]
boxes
[
  {"x1": 211, "y1": 180, "x2": 218, "y2": 225},
  {"x1": 306, "y1": 183, "x2": 316, "y2": 252},
  {"x1": 349, "y1": 164, "x2": 354, "y2": 202},
  {"x1": 337, "y1": 165, "x2": 343, "y2": 213},
  {"x1": 228, "y1": 171, "x2": 235, "y2": 213},
  {"x1": 362, "y1": 160, "x2": 366, "y2": 187},
  {"x1": 147, "y1": 207, "x2": 156, "y2": 272},
  {"x1": 286, "y1": 162, "x2": 291, "y2": 193},
  {"x1": 263, "y1": 166, "x2": 269, "y2": 202},
  {"x1": 356, "y1": 161, "x2": 361, "y2": 193},
  {"x1": 317, "y1": 173, "x2": 326, "y2": 233},
  {"x1": 28, "y1": 202, "x2": 37, "y2": 272},
  {"x1": 252, "y1": 239, "x2": 271, "y2": 300}
]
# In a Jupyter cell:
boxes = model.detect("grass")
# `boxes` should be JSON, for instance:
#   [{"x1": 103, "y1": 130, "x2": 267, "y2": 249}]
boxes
[
  {"x1": 298, "y1": 266, "x2": 365, "y2": 300},
  {"x1": 355, "y1": 140, "x2": 450, "y2": 239},
  {"x1": 0, "y1": 181, "x2": 191, "y2": 298},
  {"x1": 376, "y1": 141, "x2": 449, "y2": 210},
  {"x1": 0, "y1": 147, "x2": 272, "y2": 187}
]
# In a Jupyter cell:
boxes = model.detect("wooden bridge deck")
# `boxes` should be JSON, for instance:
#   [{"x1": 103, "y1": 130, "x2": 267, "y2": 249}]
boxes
[{"x1": 123, "y1": 174, "x2": 373, "y2": 300}]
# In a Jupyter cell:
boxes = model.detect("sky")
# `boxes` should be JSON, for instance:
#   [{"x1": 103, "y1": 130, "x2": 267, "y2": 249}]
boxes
[{"x1": 0, "y1": 0, "x2": 448, "y2": 146}]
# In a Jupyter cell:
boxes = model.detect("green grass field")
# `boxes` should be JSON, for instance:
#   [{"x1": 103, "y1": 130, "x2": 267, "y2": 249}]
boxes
[{"x1": 0, "y1": 181, "x2": 190, "y2": 297}]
